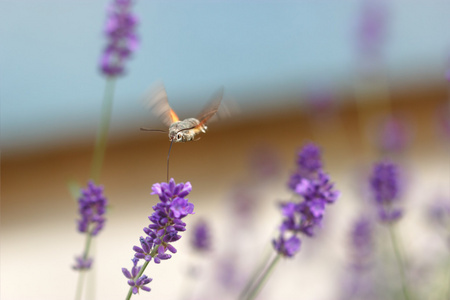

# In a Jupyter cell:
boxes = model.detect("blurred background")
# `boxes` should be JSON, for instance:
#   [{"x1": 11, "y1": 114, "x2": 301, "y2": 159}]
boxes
[{"x1": 1, "y1": 1, "x2": 450, "y2": 300}]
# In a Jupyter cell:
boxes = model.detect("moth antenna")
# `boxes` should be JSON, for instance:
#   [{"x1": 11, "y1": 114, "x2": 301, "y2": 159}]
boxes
[
  {"x1": 167, "y1": 140, "x2": 174, "y2": 182},
  {"x1": 140, "y1": 127, "x2": 168, "y2": 133}
]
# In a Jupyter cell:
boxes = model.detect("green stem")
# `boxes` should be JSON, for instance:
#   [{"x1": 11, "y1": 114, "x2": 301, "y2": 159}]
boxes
[
  {"x1": 83, "y1": 233, "x2": 93, "y2": 260},
  {"x1": 74, "y1": 270, "x2": 86, "y2": 300},
  {"x1": 388, "y1": 224, "x2": 411, "y2": 300},
  {"x1": 244, "y1": 253, "x2": 281, "y2": 300},
  {"x1": 445, "y1": 254, "x2": 450, "y2": 300},
  {"x1": 239, "y1": 245, "x2": 274, "y2": 300},
  {"x1": 74, "y1": 232, "x2": 93, "y2": 300},
  {"x1": 90, "y1": 77, "x2": 117, "y2": 183}
]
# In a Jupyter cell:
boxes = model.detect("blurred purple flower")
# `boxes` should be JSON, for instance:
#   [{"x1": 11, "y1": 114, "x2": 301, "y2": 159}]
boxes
[
  {"x1": 377, "y1": 117, "x2": 411, "y2": 153},
  {"x1": 229, "y1": 184, "x2": 257, "y2": 226},
  {"x1": 216, "y1": 256, "x2": 242, "y2": 292},
  {"x1": 370, "y1": 161, "x2": 403, "y2": 223},
  {"x1": 73, "y1": 256, "x2": 93, "y2": 271},
  {"x1": 339, "y1": 216, "x2": 377, "y2": 300},
  {"x1": 76, "y1": 181, "x2": 108, "y2": 236},
  {"x1": 288, "y1": 143, "x2": 323, "y2": 191},
  {"x1": 428, "y1": 196, "x2": 450, "y2": 231},
  {"x1": 295, "y1": 171, "x2": 340, "y2": 205},
  {"x1": 272, "y1": 235, "x2": 301, "y2": 258},
  {"x1": 306, "y1": 87, "x2": 337, "y2": 118},
  {"x1": 122, "y1": 258, "x2": 152, "y2": 294},
  {"x1": 356, "y1": 0, "x2": 388, "y2": 59},
  {"x1": 100, "y1": 0, "x2": 138, "y2": 77},
  {"x1": 191, "y1": 220, "x2": 212, "y2": 252},
  {"x1": 350, "y1": 216, "x2": 373, "y2": 271},
  {"x1": 248, "y1": 145, "x2": 281, "y2": 181},
  {"x1": 274, "y1": 143, "x2": 339, "y2": 257}
]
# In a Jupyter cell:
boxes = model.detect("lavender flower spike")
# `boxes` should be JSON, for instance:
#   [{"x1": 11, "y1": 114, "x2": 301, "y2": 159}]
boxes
[
  {"x1": 77, "y1": 181, "x2": 108, "y2": 236},
  {"x1": 370, "y1": 161, "x2": 402, "y2": 223},
  {"x1": 274, "y1": 143, "x2": 340, "y2": 257},
  {"x1": 124, "y1": 179, "x2": 195, "y2": 297},
  {"x1": 100, "y1": 0, "x2": 138, "y2": 77}
]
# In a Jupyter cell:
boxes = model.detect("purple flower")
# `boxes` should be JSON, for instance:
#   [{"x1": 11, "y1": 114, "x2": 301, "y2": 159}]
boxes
[
  {"x1": 356, "y1": 0, "x2": 388, "y2": 59},
  {"x1": 428, "y1": 197, "x2": 450, "y2": 233},
  {"x1": 76, "y1": 181, "x2": 108, "y2": 236},
  {"x1": 288, "y1": 143, "x2": 323, "y2": 191},
  {"x1": 122, "y1": 258, "x2": 152, "y2": 294},
  {"x1": 377, "y1": 116, "x2": 411, "y2": 153},
  {"x1": 191, "y1": 220, "x2": 212, "y2": 252},
  {"x1": 73, "y1": 256, "x2": 93, "y2": 271},
  {"x1": 370, "y1": 161, "x2": 402, "y2": 223},
  {"x1": 123, "y1": 179, "x2": 194, "y2": 293},
  {"x1": 296, "y1": 143, "x2": 322, "y2": 175},
  {"x1": 248, "y1": 145, "x2": 281, "y2": 180},
  {"x1": 349, "y1": 216, "x2": 373, "y2": 271},
  {"x1": 274, "y1": 143, "x2": 339, "y2": 257},
  {"x1": 272, "y1": 235, "x2": 301, "y2": 258},
  {"x1": 295, "y1": 171, "x2": 340, "y2": 204},
  {"x1": 306, "y1": 86, "x2": 336, "y2": 118},
  {"x1": 339, "y1": 217, "x2": 376, "y2": 300},
  {"x1": 100, "y1": 0, "x2": 138, "y2": 77}
]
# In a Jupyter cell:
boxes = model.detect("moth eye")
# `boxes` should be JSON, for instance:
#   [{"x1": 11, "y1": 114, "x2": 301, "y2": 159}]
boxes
[{"x1": 177, "y1": 133, "x2": 182, "y2": 139}]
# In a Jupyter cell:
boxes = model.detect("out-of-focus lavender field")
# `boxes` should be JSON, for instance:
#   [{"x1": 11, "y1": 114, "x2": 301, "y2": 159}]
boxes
[{"x1": 1, "y1": 1, "x2": 450, "y2": 300}]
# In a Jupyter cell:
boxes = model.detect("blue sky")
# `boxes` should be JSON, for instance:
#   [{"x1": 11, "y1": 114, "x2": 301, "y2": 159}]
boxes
[{"x1": 1, "y1": 1, "x2": 449, "y2": 153}]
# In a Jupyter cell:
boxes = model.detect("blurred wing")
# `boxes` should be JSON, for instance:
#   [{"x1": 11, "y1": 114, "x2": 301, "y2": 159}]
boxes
[
  {"x1": 196, "y1": 87, "x2": 224, "y2": 126},
  {"x1": 142, "y1": 82, "x2": 179, "y2": 127}
]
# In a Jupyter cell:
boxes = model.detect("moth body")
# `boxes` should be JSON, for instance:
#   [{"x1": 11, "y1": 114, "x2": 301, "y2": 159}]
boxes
[{"x1": 169, "y1": 118, "x2": 206, "y2": 142}]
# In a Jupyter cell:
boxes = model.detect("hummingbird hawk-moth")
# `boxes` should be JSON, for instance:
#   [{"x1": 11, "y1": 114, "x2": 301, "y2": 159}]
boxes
[{"x1": 141, "y1": 82, "x2": 224, "y2": 180}]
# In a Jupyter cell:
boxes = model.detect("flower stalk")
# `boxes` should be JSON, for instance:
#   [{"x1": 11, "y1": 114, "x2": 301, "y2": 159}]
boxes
[
  {"x1": 387, "y1": 224, "x2": 411, "y2": 300},
  {"x1": 90, "y1": 77, "x2": 116, "y2": 183},
  {"x1": 243, "y1": 253, "x2": 281, "y2": 300}
]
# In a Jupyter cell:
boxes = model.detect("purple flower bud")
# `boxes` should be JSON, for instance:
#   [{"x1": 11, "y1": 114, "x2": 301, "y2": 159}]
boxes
[
  {"x1": 132, "y1": 287, "x2": 138, "y2": 294},
  {"x1": 141, "y1": 286, "x2": 151, "y2": 292},
  {"x1": 134, "y1": 253, "x2": 145, "y2": 259},
  {"x1": 122, "y1": 268, "x2": 132, "y2": 279},
  {"x1": 133, "y1": 246, "x2": 144, "y2": 254},
  {"x1": 166, "y1": 244, "x2": 177, "y2": 254}
]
